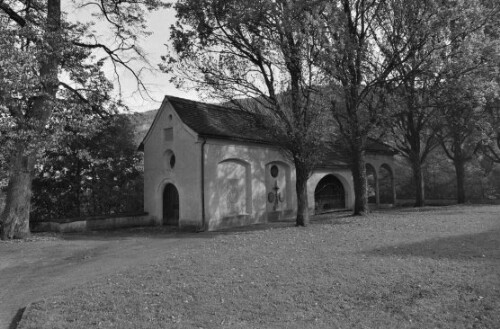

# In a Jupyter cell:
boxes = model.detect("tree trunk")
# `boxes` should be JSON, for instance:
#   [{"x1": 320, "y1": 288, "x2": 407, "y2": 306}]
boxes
[
  {"x1": 75, "y1": 155, "x2": 81, "y2": 218},
  {"x1": 411, "y1": 160, "x2": 425, "y2": 207},
  {"x1": 351, "y1": 144, "x2": 368, "y2": 215},
  {"x1": 0, "y1": 146, "x2": 34, "y2": 239},
  {"x1": 294, "y1": 160, "x2": 310, "y2": 227},
  {"x1": 0, "y1": 0, "x2": 61, "y2": 239},
  {"x1": 454, "y1": 159, "x2": 466, "y2": 204}
]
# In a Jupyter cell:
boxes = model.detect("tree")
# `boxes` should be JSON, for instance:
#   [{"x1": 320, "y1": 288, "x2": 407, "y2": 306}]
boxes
[
  {"x1": 0, "y1": 0, "x2": 165, "y2": 239},
  {"x1": 388, "y1": 27, "x2": 446, "y2": 207},
  {"x1": 164, "y1": 0, "x2": 331, "y2": 226},
  {"x1": 318, "y1": 0, "x2": 500, "y2": 211},
  {"x1": 389, "y1": 78, "x2": 441, "y2": 207},
  {"x1": 479, "y1": 97, "x2": 500, "y2": 163},
  {"x1": 438, "y1": 89, "x2": 485, "y2": 204},
  {"x1": 433, "y1": 0, "x2": 500, "y2": 204},
  {"x1": 31, "y1": 115, "x2": 143, "y2": 221},
  {"x1": 438, "y1": 69, "x2": 499, "y2": 205},
  {"x1": 317, "y1": 0, "x2": 448, "y2": 214}
]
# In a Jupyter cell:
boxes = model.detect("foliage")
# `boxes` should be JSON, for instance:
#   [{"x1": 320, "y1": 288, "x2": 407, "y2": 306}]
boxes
[
  {"x1": 477, "y1": 77, "x2": 500, "y2": 163},
  {"x1": 30, "y1": 115, "x2": 143, "y2": 222},
  {"x1": 434, "y1": 5, "x2": 500, "y2": 203},
  {"x1": 374, "y1": 0, "x2": 500, "y2": 205},
  {"x1": 0, "y1": 0, "x2": 166, "y2": 239},
  {"x1": 314, "y1": 0, "x2": 451, "y2": 213},
  {"x1": 395, "y1": 150, "x2": 500, "y2": 202},
  {"x1": 164, "y1": 0, "x2": 333, "y2": 225}
]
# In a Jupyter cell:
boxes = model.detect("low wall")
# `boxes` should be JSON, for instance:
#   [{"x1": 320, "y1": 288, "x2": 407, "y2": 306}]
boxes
[{"x1": 31, "y1": 213, "x2": 154, "y2": 233}]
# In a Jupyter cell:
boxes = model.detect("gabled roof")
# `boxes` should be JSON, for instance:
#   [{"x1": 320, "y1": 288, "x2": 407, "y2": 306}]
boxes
[
  {"x1": 168, "y1": 96, "x2": 275, "y2": 144},
  {"x1": 139, "y1": 96, "x2": 396, "y2": 157}
]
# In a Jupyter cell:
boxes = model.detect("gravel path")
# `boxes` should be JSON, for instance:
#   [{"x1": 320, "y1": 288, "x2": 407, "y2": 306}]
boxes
[{"x1": 0, "y1": 229, "x2": 212, "y2": 329}]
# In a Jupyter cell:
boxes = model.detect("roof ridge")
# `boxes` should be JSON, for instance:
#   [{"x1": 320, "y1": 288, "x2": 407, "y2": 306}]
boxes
[
  {"x1": 165, "y1": 95, "x2": 264, "y2": 118},
  {"x1": 166, "y1": 95, "x2": 234, "y2": 111}
]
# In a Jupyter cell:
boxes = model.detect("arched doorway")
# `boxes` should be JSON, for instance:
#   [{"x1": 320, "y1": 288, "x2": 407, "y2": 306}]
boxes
[
  {"x1": 163, "y1": 183, "x2": 179, "y2": 226},
  {"x1": 314, "y1": 175, "x2": 345, "y2": 213}
]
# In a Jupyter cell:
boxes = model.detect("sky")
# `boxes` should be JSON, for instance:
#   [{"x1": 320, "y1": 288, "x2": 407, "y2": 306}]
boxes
[
  {"x1": 68, "y1": 4, "x2": 201, "y2": 113},
  {"x1": 110, "y1": 7, "x2": 201, "y2": 112}
]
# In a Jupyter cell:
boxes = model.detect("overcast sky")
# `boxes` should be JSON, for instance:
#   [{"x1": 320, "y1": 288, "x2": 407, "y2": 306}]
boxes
[
  {"x1": 114, "y1": 7, "x2": 201, "y2": 112},
  {"x1": 70, "y1": 5, "x2": 201, "y2": 113}
]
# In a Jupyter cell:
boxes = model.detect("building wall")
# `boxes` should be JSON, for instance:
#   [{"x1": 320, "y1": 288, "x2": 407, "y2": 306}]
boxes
[
  {"x1": 365, "y1": 153, "x2": 396, "y2": 177},
  {"x1": 203, "y1": 140, "x2": 297, "y2": 230},
  {"x1": 308, "y1": 169, "x2": 355, "y2": 211},
  {"x1": 365, "y1": 153, "x2": 397, "y2": 204},
  {"x1": 143, "y1": 101, "x2": 202, "y2": 228},
  {"x1": 143, "y1": 101, "x2": 395, "y2": 231}
]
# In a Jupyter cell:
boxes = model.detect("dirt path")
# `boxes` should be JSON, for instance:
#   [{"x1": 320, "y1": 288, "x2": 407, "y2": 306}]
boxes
[{"x1": 0, "y1": 228, "x2": 214, "y2": 329}]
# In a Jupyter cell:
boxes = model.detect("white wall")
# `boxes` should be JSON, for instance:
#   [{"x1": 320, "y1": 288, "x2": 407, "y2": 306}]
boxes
[
  {"x1": 143, "y1": 99, "x2": 394, "y2": 231},
  {"x1": 308, "y1": 169, "x2": 355, "y2": 211},
  {"x1": 143, "y1": 100, "x2": 202, "y2": 228},
  {"x1": 365, "y1": 154, "x2": 396, "y2": 180},
  {"x1": 203, "y1": 140, "x2": 296, "y2": 230}
]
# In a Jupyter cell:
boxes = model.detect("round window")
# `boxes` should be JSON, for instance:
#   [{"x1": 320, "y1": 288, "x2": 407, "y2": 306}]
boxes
[
  {"x1": 169, "y1": 153, "x2": 176, "y2": 169},
  {"x1": 270, "y1": 165, "x2": 279, "y2": 178}
]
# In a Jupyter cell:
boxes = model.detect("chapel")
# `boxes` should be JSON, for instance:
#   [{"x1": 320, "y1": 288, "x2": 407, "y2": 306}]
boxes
[{"x1": 139, "y1": 96, "x2": 396, "y2": 231}]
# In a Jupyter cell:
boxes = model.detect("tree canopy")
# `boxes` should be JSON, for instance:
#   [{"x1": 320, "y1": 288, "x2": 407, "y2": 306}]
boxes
[
  {"x1": 164, "y1": 0, "x2": 332, "y2": 225},
  {"x1": 0, "y1": 0, "x2": 166, "y2": 239}
]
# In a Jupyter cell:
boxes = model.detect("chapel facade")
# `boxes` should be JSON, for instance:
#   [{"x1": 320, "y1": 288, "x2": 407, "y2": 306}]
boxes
[{"x1": 139, "y1": 96, "x2": 396, "y2": 231}]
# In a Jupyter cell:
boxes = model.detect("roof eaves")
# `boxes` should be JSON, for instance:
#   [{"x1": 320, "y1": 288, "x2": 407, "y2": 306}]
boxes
[
  {"x1": 200, "y1": 133, "x2": 277, "y2": 146},
  {"x1": 314, "y1": 164, "x2": 350, "y2": 170}
]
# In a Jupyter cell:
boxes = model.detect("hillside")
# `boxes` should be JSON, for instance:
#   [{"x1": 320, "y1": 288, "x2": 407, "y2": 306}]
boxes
[{"x1": 128, "y1": 109, "x2": 158, "y2": 146}]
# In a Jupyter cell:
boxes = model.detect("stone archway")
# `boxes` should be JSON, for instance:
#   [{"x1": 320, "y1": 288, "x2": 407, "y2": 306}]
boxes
[
  {"x1": 314, "y1": 175, "x2": 346, "y2": 213},
  {"x1": 163, "y1": 183, "x2": 179, "y2": 226}
]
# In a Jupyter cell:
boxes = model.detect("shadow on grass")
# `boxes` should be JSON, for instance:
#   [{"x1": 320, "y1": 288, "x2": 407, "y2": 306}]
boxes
[
  {"x1": 8, "y1": 307, "x2": 24, "y2": 329},
  {"x1": 385, "y1": 203, "x2": 500, "y2": 214},
  {"x1": 365, "y1": 229, "x2": 500, "y2": 260}
]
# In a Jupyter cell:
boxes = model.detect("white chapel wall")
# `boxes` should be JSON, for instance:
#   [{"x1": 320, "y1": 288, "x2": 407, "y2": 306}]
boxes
[
  {"x1": 308, "y1": 169, "x2": 355, "y2": 211},
  {"x1": 142, "y1": 101, "x2": 392, "y2": 230},
  {"x1": 143, "y1": 101, "x2": 202, "y2": 227},
  {"x1": 203, "y1": 140, "x2": 297, "y2": 230}
]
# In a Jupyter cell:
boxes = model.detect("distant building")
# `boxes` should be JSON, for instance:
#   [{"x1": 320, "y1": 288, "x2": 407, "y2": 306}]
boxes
[{"x1": 139, "y1": 96, "x2": 396, "y2": 231}]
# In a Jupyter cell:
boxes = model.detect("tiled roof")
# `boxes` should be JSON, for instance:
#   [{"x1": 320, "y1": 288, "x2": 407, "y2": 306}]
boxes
[
  {"x1": 140, "y1": 96, "x2": 396, "y2": 159},
  {"x1": 168, "y1": 96, "x2": 276, "y2": 144}
]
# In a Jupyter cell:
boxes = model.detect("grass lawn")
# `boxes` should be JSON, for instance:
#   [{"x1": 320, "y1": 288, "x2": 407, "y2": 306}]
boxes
[{"x1": 20, "y1": 205, "x2": 500, "y2": 329}]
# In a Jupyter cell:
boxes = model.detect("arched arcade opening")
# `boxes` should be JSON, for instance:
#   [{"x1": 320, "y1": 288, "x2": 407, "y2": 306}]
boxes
[{"x1": 314, "y1": 174, "x2": 346, "y2": 213}]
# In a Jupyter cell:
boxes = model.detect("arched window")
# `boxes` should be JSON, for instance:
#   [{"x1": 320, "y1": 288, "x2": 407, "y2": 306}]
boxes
[{"x1": 217, "y1": 159, "x2": 251, "y2": 216}]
